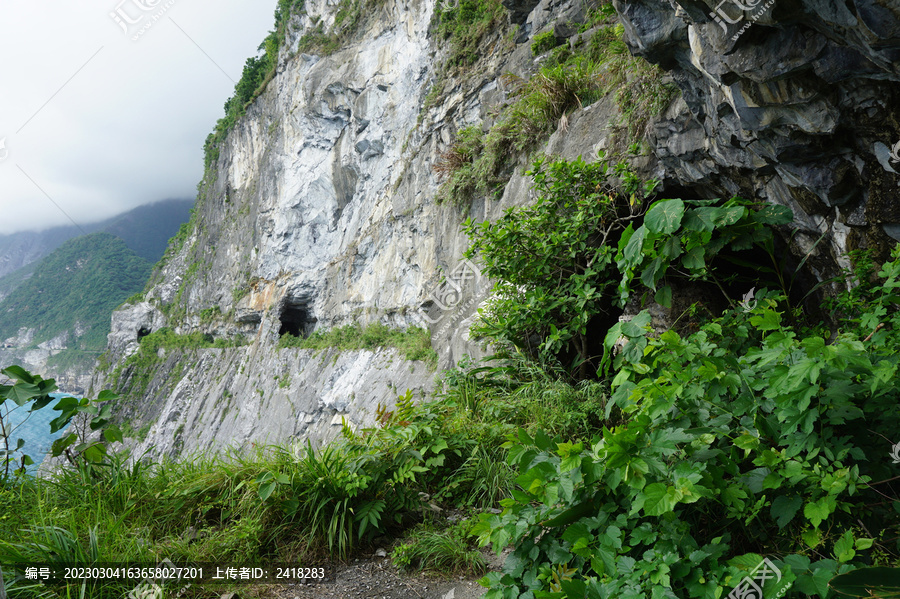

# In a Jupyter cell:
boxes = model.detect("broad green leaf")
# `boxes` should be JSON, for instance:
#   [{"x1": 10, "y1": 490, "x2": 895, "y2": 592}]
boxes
[
  {"x1": 82, "y1": 443, "x2": 106, "y2": 464},
  {"x1": 1, "y1": 365, "x2": 35, "y2": 384},
  {"x1": 645, "y1": 199, "x2": 685, "y2": 235},
  {"x1": 103, "y1": 425, "x2": 124, "y2": 445},
  {"x1": 713, "y1": 205, "x2": 746, "y2": 226},
  {"x1": 829, "y1": 567, "x2": 900, "y2": 598},
  {"x1": 804, "y1": 496, "x2": 836, "y2": 529},
  {"x1": 734, "y1": 432, "x2": 759, "y2": 453},
  {"x1": 660, "y1": 235, "x2": 682, "y2": 260},
  {"x1": 5, "y1": 383, "x2": 41, "y2": 406},
  {"x1": 681, "y1": 246, "x2": 706, "y2": 271},
  {"x1": 833, "y1": 531, "x2": 856, "y2": 563},
  {"x1": 51, "y1": 434, "x2": 77, "y2": 457},
  {"x1": 258, "y1": 481, "x2": 276, "y2": 501},
  {"x1": 855, "y1": 538, "x2": 874, "y2": 550},
  {"x1": 640, "y1": 483, "x2": 682, "y2": 516},
  {"x1": 52, "y1": 396, "x2": 80, "y2": 413},
  {"x1": 640, "y1": 257, "x2": 666, "y2": 290},
  {"x1": 750, "y1": 309, "x2": 782, "y2": 331},
  {"x1": 753, "y1": 204, "x2": 793, "y2": 225},
  {"x1": 682, "y1": 208, "x2": 717, "y2": 233},
  {"x1": 655, "y1": 285, "x2": 673, "y2": 308},
  {"x1": 623, "y1": 226, "x2": 647, "y2": 266},
  {"x1": 97, "y1": 390, "x2": 119, "y2": 401},
  {"x1": 560, "y1": 579, "x2": 586, "y2": 597},
  {"x1": 770, "y1": 495, "x2": 802, "y2": 529}
]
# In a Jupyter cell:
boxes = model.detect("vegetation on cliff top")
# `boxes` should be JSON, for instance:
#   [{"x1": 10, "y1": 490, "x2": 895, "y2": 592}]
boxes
[
  {"x1": 109, "y1": 328, "x2": 248, "y2": 401},
  {"x1": 203, "y1": 0, "x2": 380, "y2": 171}
]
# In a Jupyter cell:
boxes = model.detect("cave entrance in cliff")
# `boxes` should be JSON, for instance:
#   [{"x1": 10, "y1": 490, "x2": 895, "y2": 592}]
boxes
[
  {"x1": 137, "y1": 327, "x2": 152, "y2": 341},
  {"x1": 279, "y1": 298, "x2": 317, "y2": 339}
]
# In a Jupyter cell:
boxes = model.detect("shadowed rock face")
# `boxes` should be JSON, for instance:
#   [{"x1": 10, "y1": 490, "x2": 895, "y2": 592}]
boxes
[{"x1": 616, "y1": 0, "x2": 900, "y2": 277}]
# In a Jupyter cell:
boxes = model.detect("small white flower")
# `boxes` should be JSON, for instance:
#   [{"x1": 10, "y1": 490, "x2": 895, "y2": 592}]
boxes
[{"x1": 891, "y1": 441, "x2": 900, "y2": 464}]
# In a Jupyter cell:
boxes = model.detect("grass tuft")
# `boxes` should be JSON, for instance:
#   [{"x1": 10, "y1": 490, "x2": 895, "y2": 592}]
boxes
[{"x1": 391, "y1": 520, "x2": 486, "y2": 576}]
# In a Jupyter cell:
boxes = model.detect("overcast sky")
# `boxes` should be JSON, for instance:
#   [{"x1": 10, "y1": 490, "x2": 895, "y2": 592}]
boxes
[{"x1": 0, "y1": 0, "x2": 277, "y2": 235}]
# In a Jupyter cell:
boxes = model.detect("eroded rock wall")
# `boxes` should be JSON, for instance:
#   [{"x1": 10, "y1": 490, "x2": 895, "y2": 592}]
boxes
[{"x1": 617, "y1": 0, "x2": 900, "y2": 280}]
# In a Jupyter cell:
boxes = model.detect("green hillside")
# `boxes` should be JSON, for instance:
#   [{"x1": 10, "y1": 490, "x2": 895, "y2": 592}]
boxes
[
  {"x1": 0, "y1": 262, "x2": 36, "y2": 302},
  {"x1": 0, "y1": 233, "x2": 152, "y2": 358}
]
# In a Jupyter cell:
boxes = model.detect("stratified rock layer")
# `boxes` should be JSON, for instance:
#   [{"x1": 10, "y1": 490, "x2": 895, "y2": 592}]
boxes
[{"x1": 617, "y1": 0, "x2": 900, "y2": 279}]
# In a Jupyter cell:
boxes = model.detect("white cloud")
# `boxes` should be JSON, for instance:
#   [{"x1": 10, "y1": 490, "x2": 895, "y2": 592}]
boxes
[{"x1": 0, "y1": 0, "x2": 276, "y2": 234}]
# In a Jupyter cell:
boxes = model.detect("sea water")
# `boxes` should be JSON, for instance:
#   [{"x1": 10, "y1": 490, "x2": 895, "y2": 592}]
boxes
[{"x1": 0, "y1": 393, "x2": 73, "y2": 475}]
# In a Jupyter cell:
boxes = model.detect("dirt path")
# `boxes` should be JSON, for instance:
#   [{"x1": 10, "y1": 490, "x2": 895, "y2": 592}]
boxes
[{"x1": 263, "y1": 550, "x2": 497, "y2": 599}]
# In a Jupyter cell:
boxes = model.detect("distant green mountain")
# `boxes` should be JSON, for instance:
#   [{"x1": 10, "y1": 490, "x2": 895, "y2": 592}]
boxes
[
  {"x1": 0, "y1": 233, "x2": 152, "y2": 355},
  {"x1": 0, "y1": 199, "x2": 193, "y2": 280},
  {"x1": 0, "y1": 261, "x2": 37, "y2": 303}
]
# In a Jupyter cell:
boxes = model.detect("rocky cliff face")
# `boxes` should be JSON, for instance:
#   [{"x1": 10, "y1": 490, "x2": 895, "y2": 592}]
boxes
[
  {"x1": 1, "y1": 328, "x2": 93, "y2": 394},
  {"x1": 95, "y1": 0, "x2": 899, "y2": 459},
  {"x1": 618, "y1": 0, "x2": 900, "y2": 279}
]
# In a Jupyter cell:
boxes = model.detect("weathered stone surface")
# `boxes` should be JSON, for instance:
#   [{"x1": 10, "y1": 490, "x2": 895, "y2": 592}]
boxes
[
  {"x1": 614, "y1": 0, "x2": 900, "y2": 274},
  {"x1": 115, "y1": 346, "x2": 435, "y2": 461},
  {"x1": 0, "y1": 327, "x2": 92, "y2": 394}
]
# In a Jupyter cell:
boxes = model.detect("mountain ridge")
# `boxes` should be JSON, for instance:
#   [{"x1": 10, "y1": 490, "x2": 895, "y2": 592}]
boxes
[{"x1": 0, "y1": 198, "x2": 193, "y2": 282}]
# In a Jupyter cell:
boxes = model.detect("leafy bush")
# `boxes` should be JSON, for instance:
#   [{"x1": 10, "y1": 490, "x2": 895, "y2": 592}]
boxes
[
  {"x1": 473, "y1": 251, "x2": 900, "y2": 597},
  {"x1": 532, "y1": 31, "x2": 562, "y2": 56},
  {"x1": 464, "y1": 154, "x2": 794, "y2": 377}
]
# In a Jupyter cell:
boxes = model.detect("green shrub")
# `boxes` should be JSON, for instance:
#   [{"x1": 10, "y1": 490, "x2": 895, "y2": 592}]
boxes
[
  {"x1": 464, "y1": 154, "x2": 792, "y2": 377},
  {"x1": 473, "y1": 251, "x2": 900, "y2": 597},
  {"x1": 531, "y1": 31, "x2": 562, "y2": 56}
]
